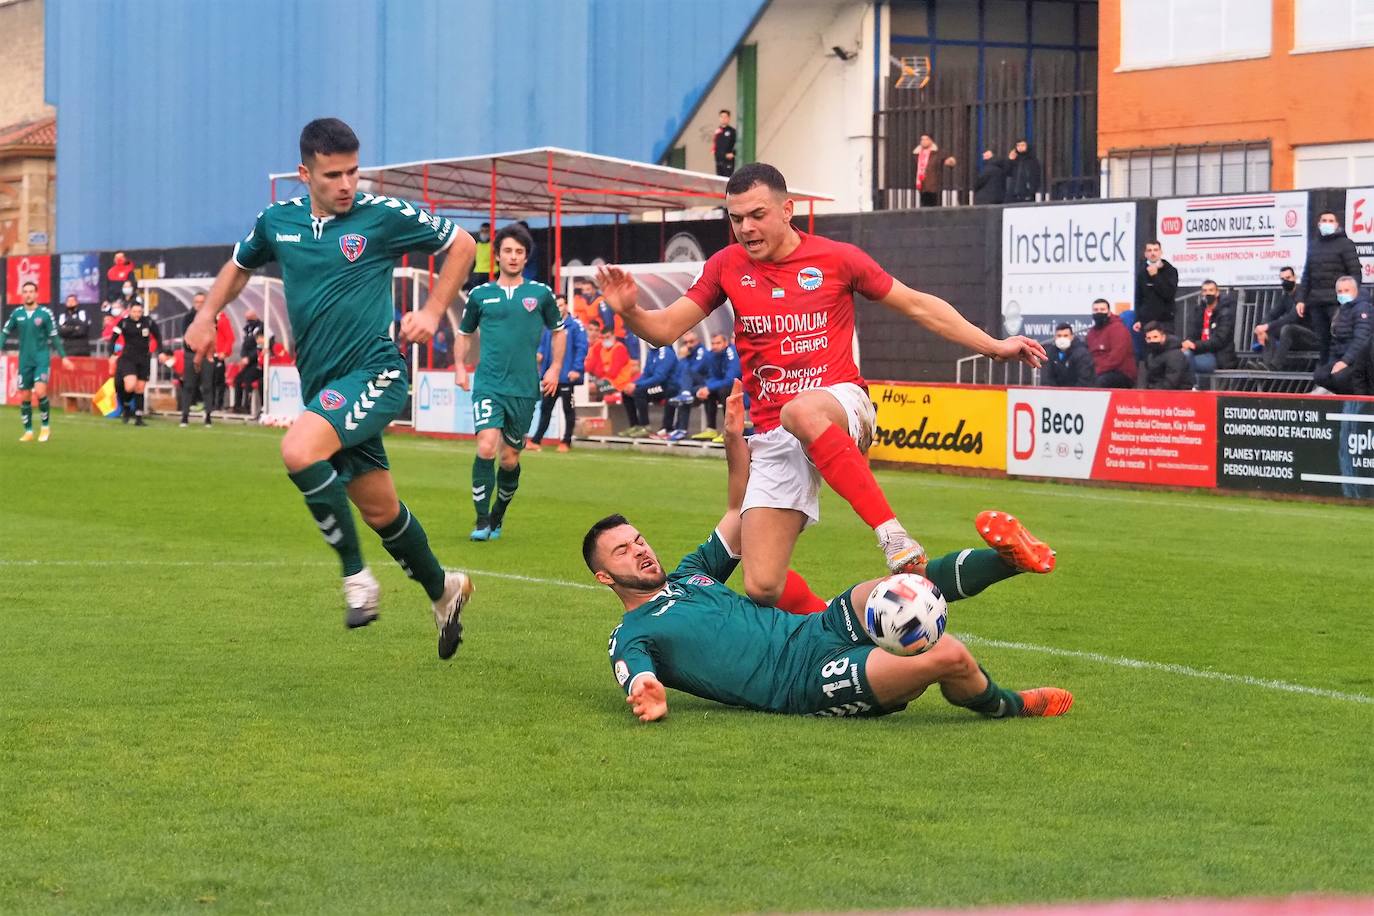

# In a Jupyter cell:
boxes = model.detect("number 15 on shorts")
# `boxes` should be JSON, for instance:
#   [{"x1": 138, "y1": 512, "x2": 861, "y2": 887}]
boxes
[{"x1": 472, "y1": 398, "x2": 494, "y2": 424}]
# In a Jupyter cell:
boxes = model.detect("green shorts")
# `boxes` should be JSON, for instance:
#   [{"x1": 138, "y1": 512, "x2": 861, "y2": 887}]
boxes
[
  {"x1": 17, "y1": 363, "x2": 48, "y2": 390},
  {"x1": 471, "y1": 389, "x2": 538, "y2": 450},
  {"x1": 305, "y1": 364, "x2": 408, "y2": 484},
  {"x1": 791, "y1": 586, "x2": 906, "y2": 718}
]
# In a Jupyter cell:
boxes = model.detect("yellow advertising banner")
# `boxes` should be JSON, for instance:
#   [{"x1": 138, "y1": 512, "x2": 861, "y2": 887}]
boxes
[{"x1": 869, "y1": 384, "x2": 1007, "y2": 470}]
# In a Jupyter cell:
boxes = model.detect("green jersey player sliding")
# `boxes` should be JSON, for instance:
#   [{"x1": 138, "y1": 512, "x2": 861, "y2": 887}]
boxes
[
  {"x1": 586, "y1": 382, "x2": 1073, "y2": 721},
  {"x1": 187, "y1": 118, "x2": 475, "y2": 659}
]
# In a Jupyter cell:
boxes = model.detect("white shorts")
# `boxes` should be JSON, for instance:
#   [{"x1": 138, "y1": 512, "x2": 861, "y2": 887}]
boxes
[{"x1": 741, "y1": 382, "x2": 876, "y2": 528}]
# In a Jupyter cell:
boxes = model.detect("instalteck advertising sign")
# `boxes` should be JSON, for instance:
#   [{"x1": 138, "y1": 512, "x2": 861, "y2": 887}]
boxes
[
  {"x1": 1001, "y1": 202, "x2": 1136, "y2": 339},
  {"x1": 1006, "y1": 388, "x2": 1217, "y2": 487},
  {"x1": 1156, "y1": 193, "x2": 1308, "y2": 287}
]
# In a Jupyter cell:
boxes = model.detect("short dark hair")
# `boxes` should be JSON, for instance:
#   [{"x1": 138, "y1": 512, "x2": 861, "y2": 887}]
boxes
[
  {"x1": 1279, "y1": 265, "x2": 1295, "y2": 274},
  {"x1": 1319, "y1": 210, "x2": 1339, "y2": 222},
  {"x1": 1144, "y1": 239, "x2": 1162, "y2": 248},
  {"x1": 720, "y1": 109, "x2": 731, "y2": 116},
  {"x1": 1143, "y1": 321, "x2": 1166, "y2": 334},
  {"x1": 20, "y1": 280, "x2": 37, "y2": 291},
  {"x1": 299, "y1": 118, "x2": 359, "y2": 164},
  {"x1": 1091, "y1": 298, "x2": 1110, "y2": 308},
  {"x1": 726, "y1": 162, "x2": 787, "y2": 197},
  {"x1": 1201, "y1": 278, "x2": 1219, "y2": 288},
  {"x1": 493, "y1": 223, "x2": 534, "y2": 256},
  {"x1": 583, "y1": 513, "x2": 630, "y2": 571},
  {"x1": 1055, "y1": 323, "x2": 1073, "y2": 333}
]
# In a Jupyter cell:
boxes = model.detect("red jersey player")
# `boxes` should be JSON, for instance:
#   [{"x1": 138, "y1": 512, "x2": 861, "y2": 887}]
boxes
[{"x1": 596, "y1": 163, "x2": 1046, "y2": 614}]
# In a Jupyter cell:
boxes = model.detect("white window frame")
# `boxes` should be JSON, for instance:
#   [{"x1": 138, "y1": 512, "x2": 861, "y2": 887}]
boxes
[
  {"x1": 1292, "y1": 0, "x2": 1374, "y2": 54},
  {"x1": 1293, "y1": 141, "x2": 1374, "y2": 189},
  {"x1": 1117, "y1": 0, "x2": 1273, "y2": 72}
]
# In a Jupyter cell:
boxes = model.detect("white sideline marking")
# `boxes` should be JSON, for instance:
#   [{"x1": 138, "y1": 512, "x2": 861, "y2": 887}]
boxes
[
  {"x1": 3, "y1": 558, "x2": 1368, "y2": 705},
  {"x1": 962, "y1": 636, "x2": 1374, "y2": 707}
]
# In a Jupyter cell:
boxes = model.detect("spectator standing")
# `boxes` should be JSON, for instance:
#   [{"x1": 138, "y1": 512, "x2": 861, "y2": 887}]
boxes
[
  {"x1": 973, "y1": 150, "x2": 1007, "y2": 205},
  {"x1": 1042, "y1": 323, "x2": 1095, "y2": 387},
  {"x1": 690, "y1": 333, "x2": 742, "y2": 439},
  {"x1": 1181, "y1": 279, "x2": 1238, "y2": 380},
  {"x1": 1143, "y1": 322, "x2": 1194, "y2": 390},
  {"x1": 1005, "y1": 140, "x2": 1041, "y2": 203},
  {"x1": 622, "y1": 338, "x2": 679, "y2": 439},
  {"x1": 1295, "y1": 210, "x2": 1362, "y2": 363},
  {"x1": 913, "y1": 135, "x2": 942, "y2": 208},
  {"x1": 529, "y1": 296, "x2": 589, "y2": 451},
  {"x1": 105, "y1": 252, "x2": 136, "y2": 305},
  {"x1": 179, "y1": 293, "x2": 217, "y2": 426},
  {"x1": 1311, "y1": 276, "x2": 1373, "y2": 395},
  {"x1": 713, "y1": 110, "x2": 737, "y2": 178},
  {"x1": 467, "y1": 222, "x2": 492, "y2": 290},
  {"x1": 1085, "y1": 298, "x2": 1136, "y2": 388},
  {"x1": 570, "y1": 277, "x2": 604, "y2": 329},
  {"x1": 235, "y1": 331, "x2": 265, "y2": 413},
  {"x1": 1134, "y1": 240, "x2": 1178, "y2": 335},
  {"x1": 57, "y1": 293, "x2": 93, "y2": 357}
]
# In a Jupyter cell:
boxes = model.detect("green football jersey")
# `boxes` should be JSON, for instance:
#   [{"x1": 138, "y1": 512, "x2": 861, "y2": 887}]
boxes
[
  {"x1": 232, "y1": 192, "x2": 459, "y2": 394},
  {"x1": 2, "y1": 305, "x2": 65, "y2": 365},
  {"x1": 608, "y1": 531, "x2": 827, "y2": 714},
  {"x1": 459, "y1": 280, "x2": 562, "y2": 397}
]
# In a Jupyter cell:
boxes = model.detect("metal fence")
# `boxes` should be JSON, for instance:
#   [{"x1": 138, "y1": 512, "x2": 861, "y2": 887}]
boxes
[{"x1": 873, "y1": 57, "x2": 1097, "y2": 210}]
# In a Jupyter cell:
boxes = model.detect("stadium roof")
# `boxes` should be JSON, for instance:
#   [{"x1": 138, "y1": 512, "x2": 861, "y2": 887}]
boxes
[{"x1": 269, "y1": 146, "x2": 831, "y2": 218}]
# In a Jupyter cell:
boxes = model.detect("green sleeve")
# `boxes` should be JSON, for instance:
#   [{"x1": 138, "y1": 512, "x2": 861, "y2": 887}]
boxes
[
  {"x1": 608, "y1": 622, "x2": 657, "y2": 695},
  {"x1": 1, "y1": 311, "x2": 16, "y2": 348},
  {"x1": 670, "y1": 529, "x2": 740, "y2": 584},
  {"x1": 45, "y1": 309, "x2": 65, "y2": 357},
  {"x1": 541, "y1": 289, "x2": 562, "y2": 331},
  {"x1": 458, "y1": 296, "x2": 481, "y2": 335},
  {"x1": 232, "y1": 210, "x2": 275, "y2": 270},
  {"x1": 380, "y1": 197, "x2": 458, "y2": 257}
]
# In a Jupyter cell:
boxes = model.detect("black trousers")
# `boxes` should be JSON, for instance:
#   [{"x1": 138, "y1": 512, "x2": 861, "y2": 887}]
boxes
[
  {"x1": 1314, "y1": 358, "x2": 1361, "y2": 395},
  {"x1": 696, "y1": 388, "x2": 728, "y2": 429},
  {"x1": 630, "y1": 384, "x2": 671, "y2": 429},
  {"x1": 1309, "y1": 303, "x2": 1336, "y2": 363},
  {"x1": 715, "y1": 159, "x2": 734, "y2": 178},
  {"x1": 179, "y1": 355, "x2": 216, "y2": 421},
  {"x1": 532, "y1": 383, "x2": 575, "y2": 444},
  {"x1": 235, "y1": 364, "x2": 262, "y2": 411},
  {"x1": 1263, "y1": 323, "x2": 1319, "y2": 371},
  {"x1": 1095, "y1": 370, "x2": 1135, "y2": 389},
  {"x1": 919, "y1": 191, "x2": 940, "y2": 208}
]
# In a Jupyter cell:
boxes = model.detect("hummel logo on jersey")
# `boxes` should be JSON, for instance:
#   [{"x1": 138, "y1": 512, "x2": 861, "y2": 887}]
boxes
[
  {"x1": 739, "y1": 275, "x2": 757, "y2": 287},
  {"x1": 481, "y1": 297, "x2": 500, "y2": 304},
  {"x1": 339, "y1": 233, "x2": 367, "y2": 262},
  {"x1": 276, "y1": 232, "x2": 301, "y2": 243}
]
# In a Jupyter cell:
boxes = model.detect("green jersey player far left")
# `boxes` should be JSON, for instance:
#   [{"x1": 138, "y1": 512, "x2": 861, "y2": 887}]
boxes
[
  {"x1": 186, "y1": 117, "x2": 477, "y2": 660},
  {"x1": 2, "y1": 280, "x2": 75, "y2": 443}
]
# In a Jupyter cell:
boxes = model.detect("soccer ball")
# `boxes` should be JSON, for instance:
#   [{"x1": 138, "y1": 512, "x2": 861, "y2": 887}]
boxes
[{"x1": 862, "y1": 574, "x2": 947, "y2": 656}]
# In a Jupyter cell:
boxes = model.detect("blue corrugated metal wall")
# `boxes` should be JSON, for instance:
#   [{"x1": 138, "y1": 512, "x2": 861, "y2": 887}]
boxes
[{"x1": 45, "y1": 0, "x2": 764, "y2": 251}]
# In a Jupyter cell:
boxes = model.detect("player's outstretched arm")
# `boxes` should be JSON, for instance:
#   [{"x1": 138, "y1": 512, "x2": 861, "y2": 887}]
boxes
[
  {"x1": 627, "y1": 675, "x2": 669, "y2": 722},
  {"x1": 187, "y1": 260, "x2": 253, "y2": 361},
  {"x1": 400, "y1": 227, "x2": 475, "y2": 345},
  {"x1": 595, "y1": 266, "x2": 703, "y2": 347},
  {"x1": 880, "y1": 278, "x2": 1046, "y2": 368}
]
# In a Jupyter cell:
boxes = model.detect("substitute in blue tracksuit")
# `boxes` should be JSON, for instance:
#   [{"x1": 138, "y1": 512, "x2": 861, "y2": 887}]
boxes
[
  {"x1": 530, "y1": 301, "x2": 589, "y2": 450},
  {"x1": 689, "y1": 334, "x2": 742, "y2": 438},
  {"x1": 625, "y1": 341, "x2": 678, "y2": 436}
]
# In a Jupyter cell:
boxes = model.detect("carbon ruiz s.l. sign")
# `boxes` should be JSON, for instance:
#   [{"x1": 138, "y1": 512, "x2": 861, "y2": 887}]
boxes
[{"x1": 1001, "y1": 201, "x2": 1137, "y2": 340}]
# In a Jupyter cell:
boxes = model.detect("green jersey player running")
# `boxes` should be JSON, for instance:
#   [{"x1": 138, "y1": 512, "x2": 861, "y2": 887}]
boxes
[
  {"x1": 3, "y1": 280, "x2": 75, "y2": 443},
  {"x1": 186, "y1": 118, "x2": 476, "y2": 659},
  {"x1": 455, "y1": 223, "x2": 564, "y2": 540},
  {"x1": 587, "y1": 382, "x2": 1073, "y2": 722}
]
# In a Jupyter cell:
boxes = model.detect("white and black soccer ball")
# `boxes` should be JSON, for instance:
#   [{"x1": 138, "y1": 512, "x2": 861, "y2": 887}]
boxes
[{"x1": 862, "y1": 573, "x2": 947, "y2": 656}]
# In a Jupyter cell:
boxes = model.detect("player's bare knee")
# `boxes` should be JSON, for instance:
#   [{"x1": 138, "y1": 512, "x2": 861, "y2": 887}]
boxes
[
  {"x1": 744, "y1": 572, "x2": 785, "y2": 606},
  {"x1": 932, "y1": 637, "x2": 977, "y2": 680},
  {"x1": 279, "y1": 435, "x2": 318, "y2": 473}
]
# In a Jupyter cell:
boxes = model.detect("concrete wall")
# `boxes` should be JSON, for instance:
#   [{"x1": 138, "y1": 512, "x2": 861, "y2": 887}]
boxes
[{"x1": 0, "y1": 0, "x2": 53, "y2": 127}]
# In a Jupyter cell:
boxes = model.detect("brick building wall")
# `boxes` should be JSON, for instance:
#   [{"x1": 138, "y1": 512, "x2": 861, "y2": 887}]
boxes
[{"x1": 0, "y1": 0, "x2": 54, "y2": 126}]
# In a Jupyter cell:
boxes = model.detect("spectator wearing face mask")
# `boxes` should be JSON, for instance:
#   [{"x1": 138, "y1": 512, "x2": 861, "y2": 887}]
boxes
[
  {"x1": 57, "y1": 294, "x2": 93, "y2": 357},
  {"x1": 1144, "y1": 322, "x2": 1194, "y2": 391},
  {"x1": 1042, "y1": 323, "x2": 1094, "y2": 387},
  {"x1": 1084, "y1": 298, "x2": 1137, "y2": 388},
  {"x1": 1311, "y1": 275, "x2": 1373, "y2": 395},
  {"x1": 466, "y1": 222, "x2": 492, "y2": 291},
  {"x1": 106, "y1": 252, "x2": 136, "y2": 305},
  {"x1": 1295, "y1": 211, "x2": 1362, "y2": 363},
  {"x1": 1254, "y1": 265, "x2": 1318, "y2": 370},
  {"x1": 1181, "y1": 279, "x2": 1237, "y2": 380},
  {"x1": 1134, "y1": 240, "x2": 1178, "y2": 336}
]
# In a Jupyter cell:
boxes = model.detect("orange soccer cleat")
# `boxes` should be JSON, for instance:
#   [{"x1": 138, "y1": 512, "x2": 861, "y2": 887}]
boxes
[
  {"x1": 1018, "y1": 687, "x2": 1075, "y2": 717},
  {"x1": 976, "y1": 510, "x2": 1056, "y2": 574}
]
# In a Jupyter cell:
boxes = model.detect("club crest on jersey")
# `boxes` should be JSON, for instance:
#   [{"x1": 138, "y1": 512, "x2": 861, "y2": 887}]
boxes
[
  {"x1": 318, "y1": 389, "x2": 347, "y2": 410},
  {"x1": 686, "y1": 574, "x2": 716, "y2": 586},
  {"x1": 797, "y1": 266, "x2": 824, "y2": 291},
  {"x1": 339, "y1": 233, "x2": 367, "y2": 262},
  {"x1": 739, "y1": 274, "x2": 757, "y2": 288},
  {"x1": 522, "y1": 296, "x2": 538, "y2": 312}
]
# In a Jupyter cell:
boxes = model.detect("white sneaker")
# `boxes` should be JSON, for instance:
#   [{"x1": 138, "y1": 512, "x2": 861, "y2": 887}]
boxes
[
  {"x1": 878, "y1": 527, "x2": 928, "y2": 574},
  {"x1": 433, "y1": 571, "x2": 474, "y2": 660},
  {"x1": 343, "y1": 568, "x2": 381, "y2": 628}
]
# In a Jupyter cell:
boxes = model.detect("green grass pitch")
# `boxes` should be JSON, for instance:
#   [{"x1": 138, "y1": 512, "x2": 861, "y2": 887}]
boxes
[{"x1": 1, "y1": 409, "x2": 1371, "y2": 914}]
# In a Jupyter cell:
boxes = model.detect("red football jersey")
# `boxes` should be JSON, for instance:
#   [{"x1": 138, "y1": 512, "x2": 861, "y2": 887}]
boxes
[{"x1": 684, "y1": 231, "x2": 894, "y2": 431}]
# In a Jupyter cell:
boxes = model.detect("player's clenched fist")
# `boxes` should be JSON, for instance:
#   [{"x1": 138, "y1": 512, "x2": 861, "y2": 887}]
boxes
[
  {"x1": 400, "y1": 309, "x2": 439, "y2": 345},
  {"x1": 627, "y1": 675, "x2": 668, "y2": 722}
]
